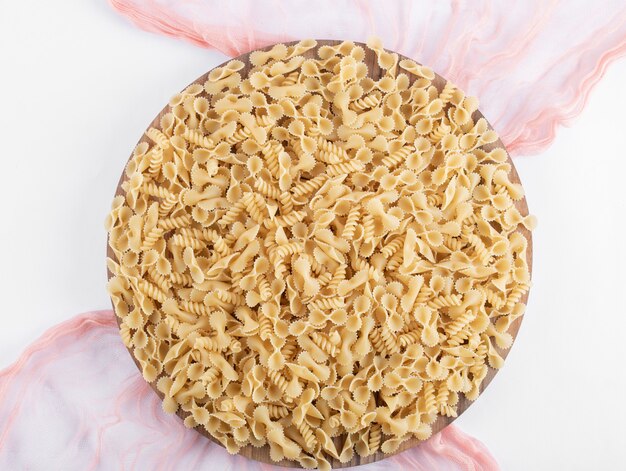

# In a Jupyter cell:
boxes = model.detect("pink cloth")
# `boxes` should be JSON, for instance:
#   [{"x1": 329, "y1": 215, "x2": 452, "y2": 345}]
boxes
[
  {"x1": 109, "y1": 0, "x2": 626, "y2": 156},
  {"x1": 0, "y1": 311, "x2": 499, "y2": 470}
]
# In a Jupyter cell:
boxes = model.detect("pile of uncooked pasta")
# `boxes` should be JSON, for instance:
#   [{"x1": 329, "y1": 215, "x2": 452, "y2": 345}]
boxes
[{"x1": 106, "y1": 38, "x2": 534, "y2": 469}]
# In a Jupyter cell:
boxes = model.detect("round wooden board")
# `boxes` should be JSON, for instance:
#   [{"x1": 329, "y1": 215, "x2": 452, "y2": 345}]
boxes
[{"x1": 107, "y1": 40, "x2": 533, "y2": 469}]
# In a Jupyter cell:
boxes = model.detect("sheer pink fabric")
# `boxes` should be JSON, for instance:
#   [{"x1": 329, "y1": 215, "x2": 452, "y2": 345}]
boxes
[
  {"x1": 0, "y1": 311, "x2": 499, "y2": 470},
  {"x1": 109, "y1": 0, "x2": 626, "y2": 156}
]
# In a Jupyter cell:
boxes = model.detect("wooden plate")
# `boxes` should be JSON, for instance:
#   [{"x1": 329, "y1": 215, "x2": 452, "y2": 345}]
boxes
[{"x1": 107, "y1": 40, "x2": 533, "y2": 468}]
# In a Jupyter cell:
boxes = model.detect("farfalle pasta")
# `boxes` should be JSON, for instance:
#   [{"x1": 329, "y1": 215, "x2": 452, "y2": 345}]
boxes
[{"x1": 106, "y1": 38, "x2": 534, "y2": 470}]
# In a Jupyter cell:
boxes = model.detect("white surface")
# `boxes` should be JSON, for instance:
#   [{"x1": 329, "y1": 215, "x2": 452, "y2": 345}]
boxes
[{"x1": 1, "y1": 1, "x2": 625, "y2": 470}]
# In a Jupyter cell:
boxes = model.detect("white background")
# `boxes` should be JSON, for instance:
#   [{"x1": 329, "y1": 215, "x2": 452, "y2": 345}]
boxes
[{"x1": 1, "y1": 1, "x2": 625, "y2": 470}]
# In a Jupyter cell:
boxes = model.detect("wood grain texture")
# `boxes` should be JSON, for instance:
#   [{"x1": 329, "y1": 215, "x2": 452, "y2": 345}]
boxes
[{"x1": 106, "y1": 40, "x2": 533, "y2": 469}]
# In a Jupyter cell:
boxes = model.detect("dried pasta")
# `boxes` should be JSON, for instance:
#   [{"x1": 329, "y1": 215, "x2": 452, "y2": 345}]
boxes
[{"x1": 106, "y1": 38, "x2": 534, "y2": 470}]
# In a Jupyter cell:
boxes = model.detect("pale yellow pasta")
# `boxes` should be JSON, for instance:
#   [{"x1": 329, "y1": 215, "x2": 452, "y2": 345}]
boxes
[{"x1": 106, "y1": 38, "x2": 534, "y2": 470}]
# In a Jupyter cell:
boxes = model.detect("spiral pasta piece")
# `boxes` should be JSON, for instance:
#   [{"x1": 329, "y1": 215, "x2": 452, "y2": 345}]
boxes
[
  {"x1": 340, "y1": 206, "x2": 360, "y2": 241},
  {"x1": 438, "y1": 81, "x2": 456, "y2": 105},
  {"x1": 467, "y1": 234, "x2": 493, "y2": 265},
  {"x1": 446, "y1": 311, "x2": 475, "y2": 339},
  {"x1": 148, "y1": 147, "x2": 163, "y2": 177},
  {"x1": 423, "y1": 382, "x2": 437, "y2": 414},
  {"x1": 241, "y1": 192, "x2": 267, "y2": 224},
  {"x1": 327, "y1": 264, "x2": 347, "y2": 290},
  {"x1": 310, "y1": 332, "x2": 338, "y2": 357},
  {"x1": 326, "y1": 160, "x2": 364, "y2": 177},
  {"x1": 398, "y1": 330, "x2": 421, "y2": 348},
  {"x1": 267, "y1": 369, "x2": 289, "y2": 395},
  {"x1": 258, "y1": 315, "x2": 273, "y2": 341},
  {"x1": 267, "y1": 404, "x2": 290, "y2": 419},
  {"x1": 141, "y1": 226, "x2": 164, "y2": 251},
  {"x1": 316, "y1": 136, "x2": 349, "y2": 161},
  {"x1": 180, "y1": 300, "x2": 211, "y2": 317},
  {"x1": 182, "y1": 127, "x2": 214, "y2": 149},
  {"x1": 505, "y1": 283, "x2": 530, "y2": 310},
  {"x1": 147, "y1": 266, "x2": 171, "y2": 293},
  {"x1": 430, "y1": 123, "x2": 451, "y2": 142},
  {"x1": 261, "y1": 141, "x2": 282, "y2": 178},
  {"x1": 171, "y1": 234, "x2": 204, "y2": 250},
  {"x1": 217, "y1": 200, "x2": 246, "y2": 226},
  {"x1": 381, "y1": 234, "x2": 405, "y2": 258},
  {"x1": 224, "y1": 126, "x2": 251, "y2": 145},
  {"x1": 169, "y1": 271, "x2": 194, "y2": 285},
  {"x1": 213, "y1": 290, "x2": 246, "y2": 306},
  {"x1": 427, "y1": 294, "x2": 462, "y2": 309},
  {"x1": 483, "y1": 288, "x2": 505, "y2": 309},
  {"x1": 414, "y1": 286, "x2": 434, "y2": 305},
  {"x1": 142, "y1": 182, "x2": 173, "y2": 199},
  {"x1": 137, "y1": 279, "x2": 168, "y2": 302},
  {"x1": 316, "y1": 150, "x2": 344, "y2": 164},
  {"x1": 442, "y1": 234, "x2": 466, "y2": 251},
  {"x1": 157, "y1": 214, "x2": 192, "y2": 230},
  {"x1": 291, "y1": 174, "x2": 328, "y2": 198},
  {"x1": 369, "y1": 328, "x2": 389, "y2": 355},
  {"x1": 158, "y1": 193, "x2": 179, "y2": 217},
  {"x1": 381, "y1": 145, "x2": 414, "y2": 169},
  {"x1": 195, "y1": 336, "x2": 221, "y2": 352},
  {"x1": 350, "y1": 92, "x2": 381, "y2": 111},
  {"x1": 379, "y1": 326, "x2": 400, "y2": 354},
  {"x1": 436, "y1": 382, "x2": 450, "y2": 408},
  {"x1": 362, "y1": 214, "x2": 375, "y2": 243},
  {"x1": 146, "y1": 127, "x2": 170, "y2": 149},
  {"x1": 310, "y1": 297, "x2": 345, "y2": 311},
  {"x1": 296, "y1": 420, "x2": 317, "y2": 451},
  {"x1": 367, "y1": 424, "x2": 382, "y2": 454},
  {"x1": 254, "y1": 178, "x2": 282, "y2": 200}
]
